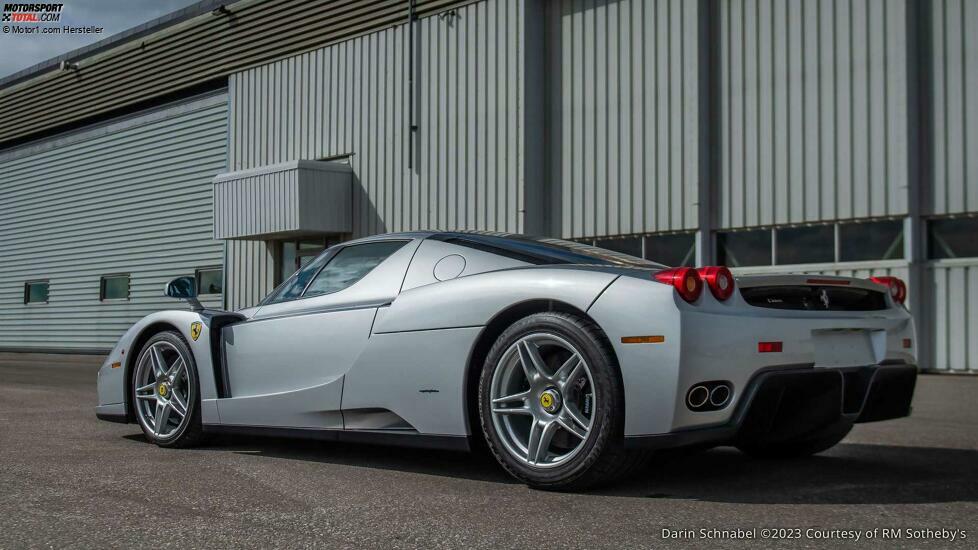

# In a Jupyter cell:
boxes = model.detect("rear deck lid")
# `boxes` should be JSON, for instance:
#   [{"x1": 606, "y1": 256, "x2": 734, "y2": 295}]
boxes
[{"x1": 736, "y1": 274, "x2": 890, "y2": 311}]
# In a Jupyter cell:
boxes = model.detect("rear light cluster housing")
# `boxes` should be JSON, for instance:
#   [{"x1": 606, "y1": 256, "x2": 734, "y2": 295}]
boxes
[
  {"x1": 654, "y1": 266, "x2": 735, "y2": 303},
  {"x1": 870, "y1": 276, "x2": 907, "y2": 304}
]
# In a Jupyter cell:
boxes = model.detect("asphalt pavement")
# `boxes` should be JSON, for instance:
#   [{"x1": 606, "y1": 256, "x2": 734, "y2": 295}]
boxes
[{"x1": 0, "y1": 353, "x2": 975, "y2": 549}]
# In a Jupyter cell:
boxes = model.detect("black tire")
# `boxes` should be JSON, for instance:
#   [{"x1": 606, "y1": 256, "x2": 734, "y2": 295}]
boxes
[
  {"x1": 478, "y1": 312, "x2": 649, "y2": 490},
  {"x1": 736, "y1": 422, "x2": 852, "y2": 459},
  {"x1": 131, "y1": 330, "x2": 206, "y2": 448}
]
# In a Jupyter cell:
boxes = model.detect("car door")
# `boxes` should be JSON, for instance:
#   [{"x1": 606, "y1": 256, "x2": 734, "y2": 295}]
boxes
[{"x1": 216, "y1": 238, "x2": 418, "y2": 429}]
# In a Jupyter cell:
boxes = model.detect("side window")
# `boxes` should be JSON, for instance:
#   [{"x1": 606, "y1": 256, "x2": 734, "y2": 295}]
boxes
[
  {"x1": 264, "y1": 250, "x2": 333, "y2": 304},
  {"x1": 303, "y1": 241, "x2": 408, "y2": 298}
]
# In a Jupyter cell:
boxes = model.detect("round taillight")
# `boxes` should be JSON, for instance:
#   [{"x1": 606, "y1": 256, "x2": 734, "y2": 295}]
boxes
[
  {"x1": 698, "y1": 266, "x2": 736, "y2": 301},
  {"x1": 654, "y1": 267, "x2": 703, "y2": 303},
  {"x1": 870, "y1": 276, "x2": 907, "y2": 304}
]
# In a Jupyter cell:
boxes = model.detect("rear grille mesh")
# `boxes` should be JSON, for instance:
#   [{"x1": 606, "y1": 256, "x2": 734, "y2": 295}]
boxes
[{"x1": 739, "y1": 285, "x2": 888, "y2": 311}]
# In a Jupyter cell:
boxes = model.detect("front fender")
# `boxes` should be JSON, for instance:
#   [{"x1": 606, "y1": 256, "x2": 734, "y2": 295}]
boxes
[{"x1": 95, "y1": 309, "x2": 241, "y2": 424}]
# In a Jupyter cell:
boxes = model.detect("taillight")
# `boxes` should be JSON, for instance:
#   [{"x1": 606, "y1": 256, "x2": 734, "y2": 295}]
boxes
[
  {"x1": 698, "y1": 266, "x2": 736, "y2": 301},
  {"x1": 654, "y1": 267, "x2": 703, "y2": 303},
  {"x1": 870, "y1": 276, "x2": 907, "y2": 304}
]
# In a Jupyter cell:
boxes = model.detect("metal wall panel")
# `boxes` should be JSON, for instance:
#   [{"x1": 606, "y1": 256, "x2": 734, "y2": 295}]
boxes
[
  {"x1": 931, "y1": 0, "x2": 978, "y2": 215},
  {"x1": 225, "y1": 0, "x2": 524, "y2": 308},
  {"x1": 549, "y1": 0, "x2": 700, "y2": 238},
  {"x1": 718, "y1": 0, "x2": 910, "y2": 229},
  {"x1": 0, "y1": 95, "x2": 227, "y2": 351},
  {"x1": 225, "y1": 240, "x2": 276, "y2": 314},
  {"x1": 929, "y1": 262, "x2": 978, "y2": 372},
  {"x1": 0, "y1": 0, "x2": 473, "y2": 148}
]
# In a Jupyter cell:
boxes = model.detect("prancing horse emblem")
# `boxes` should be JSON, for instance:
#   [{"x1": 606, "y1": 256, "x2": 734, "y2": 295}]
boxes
[
  {"x1": 818, "y1": 289, "x2": 831, "y2": 310},
  {"x1": 190, "y1": 321, "x2": 202, "y2": 341}
]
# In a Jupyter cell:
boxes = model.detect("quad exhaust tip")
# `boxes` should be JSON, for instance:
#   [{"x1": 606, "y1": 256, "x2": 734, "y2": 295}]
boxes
[
  {"x1": 709, "y1": 385, "x2": 731, "y2": 407},
  {"x1": 686, "y1": 381, "x2": 733, "y2": 412},
  {"x1": 686, "y1": 385, "x2": 710, "y2": 409}
]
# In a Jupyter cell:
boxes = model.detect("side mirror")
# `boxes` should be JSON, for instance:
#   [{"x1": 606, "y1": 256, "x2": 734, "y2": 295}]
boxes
[{"x1": 164, "y1": 276, "x2": 203, "y2": 311}]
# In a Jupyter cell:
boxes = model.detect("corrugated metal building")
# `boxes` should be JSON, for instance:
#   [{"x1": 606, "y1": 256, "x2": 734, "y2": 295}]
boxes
[{"x1": 0, "y1": 0, "x2": 975, "y2": 373}]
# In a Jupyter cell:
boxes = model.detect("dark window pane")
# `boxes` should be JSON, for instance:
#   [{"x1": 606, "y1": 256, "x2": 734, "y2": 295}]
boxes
[
  {"x1": 298, "y1": 239, "x2": 325, "y2": 250},
  {"x1": 839, "y1": 220, "x2": 904, "y2": 261},
  {"x1": 645, "y1": 233, "x2": 696, "y2": 267},
  {"x1": 929, "y1": 217, "x2": 978, "y2": 259},
  {"x1": 595, "y1": 236, "x2": 642, "y2": 258},
  {"x1": 196, "y1": 268, "x2": 223, "y2": 295},
  {"x1": 304, "y1": 241, "x2": 408, "y2": 297},
  {"x1": 101, "y1": 275, "x2": 129, "y2": 300},
  {"x1": 25, "y1": 282, "x2": 49, "y2": 303},
  {"x1": 776, "y1": 225, "x2": 834, "y2": 265},
  {"x1": 717, "y1": 230, "x2": 772, "y2": 267}
]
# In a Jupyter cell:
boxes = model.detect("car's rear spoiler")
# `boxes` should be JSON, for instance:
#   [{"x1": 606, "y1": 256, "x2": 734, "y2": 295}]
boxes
[{"x1": 734, "y1": 273, "x2": 886, "y2": 293}]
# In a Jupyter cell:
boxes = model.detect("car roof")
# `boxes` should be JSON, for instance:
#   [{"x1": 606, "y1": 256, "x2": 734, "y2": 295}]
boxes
[
  {"x1": 340, "y1": 230, "x2": 665, "y2": 269},
  {"x1": 340, "y1": 230, "x2": 523, "y2": 246}
]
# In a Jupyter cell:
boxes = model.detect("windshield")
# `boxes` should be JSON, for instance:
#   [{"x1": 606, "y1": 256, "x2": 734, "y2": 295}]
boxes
[{"x1": 431, "y1": 232, "x2": 665, "y2": 268}]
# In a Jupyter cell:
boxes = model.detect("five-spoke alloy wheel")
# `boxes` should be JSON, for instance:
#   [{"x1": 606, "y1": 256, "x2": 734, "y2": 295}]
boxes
[
  {"x1": 479, "y1": 312, "x2": 648, "y2": 490},
  {"x1": 131, "y1": 331, "x2": 204, "y2": 447},
  {"x1": 489, "y1": 333, "x2": 595, "y2": 468}
]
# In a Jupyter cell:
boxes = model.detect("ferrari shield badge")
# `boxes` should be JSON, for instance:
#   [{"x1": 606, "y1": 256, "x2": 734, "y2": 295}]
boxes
[{"x1": 190, "y1": 321, "x2": 202, "y2": 341}]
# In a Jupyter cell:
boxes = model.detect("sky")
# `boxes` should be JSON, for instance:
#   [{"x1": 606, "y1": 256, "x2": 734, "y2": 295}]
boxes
[{"x1": 0, "y1": 0, "x2": 201, "y2": 79}]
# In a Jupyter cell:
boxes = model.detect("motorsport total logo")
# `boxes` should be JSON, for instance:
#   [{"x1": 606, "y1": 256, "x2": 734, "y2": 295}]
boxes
[
  {"x1": 1, "y1": 3, "x2": 64, "y2": 22},
  {"x1": 2, "y1": 2, "x2": 103, "y2": 36}
]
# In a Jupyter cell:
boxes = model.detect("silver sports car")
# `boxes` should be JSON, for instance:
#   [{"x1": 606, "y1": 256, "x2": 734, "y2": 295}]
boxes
[{"x1": 96, "y1": 231, "x2": 917, "y2": 489}]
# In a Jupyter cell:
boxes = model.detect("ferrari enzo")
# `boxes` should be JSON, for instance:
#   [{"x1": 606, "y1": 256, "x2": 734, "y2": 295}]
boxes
[{"x1": 96, "y1": 231, "x2": 917, "y2": 489}]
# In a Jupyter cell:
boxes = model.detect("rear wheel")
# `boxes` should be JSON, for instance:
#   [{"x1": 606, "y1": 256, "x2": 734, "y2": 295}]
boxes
[
  {"x1": 736, "y1": 422, "x2": 852, "y2": 459},
  {"x1": 131, "y1": 331, "x2": 205, "y2": 448},
  {"x1": 478, "y1": 312, "x2": 648, "y2": 490}
]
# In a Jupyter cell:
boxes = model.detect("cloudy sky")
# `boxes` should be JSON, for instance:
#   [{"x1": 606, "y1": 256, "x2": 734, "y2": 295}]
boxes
[{"x1": 0, "y1": 0, "x2": 201, "y2": 79}]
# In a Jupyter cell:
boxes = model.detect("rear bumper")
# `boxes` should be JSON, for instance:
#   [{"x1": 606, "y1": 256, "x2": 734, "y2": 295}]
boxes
[{"x1": 624, "y1": 363, "x2": 917, "y2": 450}]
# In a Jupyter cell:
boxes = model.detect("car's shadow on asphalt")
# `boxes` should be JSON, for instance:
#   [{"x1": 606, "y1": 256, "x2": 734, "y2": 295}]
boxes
[
  {"x1": 129, "y1": 434, "x2": 978, "y2": 504},
  {"x1": 603, "y1": 444, "x2": 978, "y2": 504}
]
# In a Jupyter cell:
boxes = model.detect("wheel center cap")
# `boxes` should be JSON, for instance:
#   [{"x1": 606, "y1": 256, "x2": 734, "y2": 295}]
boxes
[
  {"x1": 539, "y1": 388, "x2": 562, "y2": 414},
  {"x1": 158, "y1": 383, "x2": 169, "y2": 398}
]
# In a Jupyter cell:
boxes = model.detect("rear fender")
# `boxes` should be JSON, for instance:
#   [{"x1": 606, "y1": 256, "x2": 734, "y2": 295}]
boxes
[{"x1": 372, "y1": 268, "x2": 619, "y2": 334}]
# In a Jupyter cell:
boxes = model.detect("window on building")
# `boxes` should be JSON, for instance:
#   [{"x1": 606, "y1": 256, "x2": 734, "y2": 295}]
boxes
[
  {"x1": 595, "y1": 236, "x2": 643, "y2": 258},
  {"x1": 196, "y1": 267, "x2": 223, "y2": 295},
  {"x1": 645, "y1": 232, "x2": 696, "y2": 267},
  {"x1": 776, "y1": 225, "x2": 834, "y2": 265},
  {"x1": 717, "y1": 229, "x2": 772, "y2": 267},
  {"x1": 304, "y1": 241, "x2": 409, "y2": 298},
  {"x1": 24, "y1": 281, "x2": 49, "y2": 304},
  {"x1": 839, "y1": 220, "x2": 904, "y2": 261},
  {"x1": 100, "y1": 274, "x2": 130, "y2": 301},
  {"x1": 928, "y1": 216, "x2": 978, "y2": 259}
]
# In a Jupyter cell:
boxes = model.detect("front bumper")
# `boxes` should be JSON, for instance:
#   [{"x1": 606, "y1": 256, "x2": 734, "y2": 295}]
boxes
[
  {"x1": 95, "y1": 403, "x2": 128, "y2": 423},
  {"x1": 624, "y1": 363, "x2": 917, "y2": 449}
]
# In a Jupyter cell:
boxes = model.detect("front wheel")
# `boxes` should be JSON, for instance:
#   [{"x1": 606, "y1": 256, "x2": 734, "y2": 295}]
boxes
[
  {"x1": 131, "y1": 331, "x2": 205, "y2": 448},
  {"x1": 478, "y1": 312, "x2": 648, "y2": 490}
]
